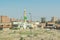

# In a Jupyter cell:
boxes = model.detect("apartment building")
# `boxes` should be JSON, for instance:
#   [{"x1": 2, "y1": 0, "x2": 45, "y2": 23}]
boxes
[
  {"x1": 0, "y1": 16, "x2": 12, "y2": 28},
  {"x1": 0, "y1": 16, "x2": 10, "y2": 23}
]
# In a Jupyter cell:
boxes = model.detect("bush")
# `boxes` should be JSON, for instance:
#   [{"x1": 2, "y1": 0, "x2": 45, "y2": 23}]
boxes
[
  {"x1": 34, "y1": 34, "x2": 37, "y2": 36},
  {"x1": 20, "y1": 37, "x2": 25, "y2": 40},
  {"x1": 27, "y1": 35, "x2": 31, "y2": 37},
  {"x1": 10, "y1": 27, "x2": 19, "y2": 30}
]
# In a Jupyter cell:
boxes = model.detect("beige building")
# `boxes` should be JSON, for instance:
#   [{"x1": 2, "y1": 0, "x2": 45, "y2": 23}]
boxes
[
  {"x1": 0, "y1": 16, "x2": 10, "y2": 23},
  {"x1": 0, "y1": 16, "x2": 12, "y2": 28},
  {"x1": 40, "y1": 23, "x2": 46, "y2": 28},
  {"x1": 0, "y1": 23, "x2": 12, "y2": 28},
  {"x1": 51, "y1": 16, "x2": 57, "y2": 22},
  {"x1": 10, "y1": 18, "x2": 16, "y2": 22}
]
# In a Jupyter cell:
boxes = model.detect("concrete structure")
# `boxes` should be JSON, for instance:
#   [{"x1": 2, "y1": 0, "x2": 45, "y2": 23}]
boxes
[
  {"x1": 10, "y1": 18, "x2": 16, "y2": 22},
  {"x1": 0, "y1": 16, "x2": 12, "y2": 28},
  {"x1": 23, "y1": 9, "x2": 27, "y2": 29},
  {"x1": 12, "y1": 22, "x2": 22, "y2": 28},
  {"x1": 51, "y1": 16, "x2": 57, "y2": 22},
  {"x1": 55, "y1": 24, "x2": 60, "y2": 29},
  {"x1": 41, "y1": 17, "x2": 46, "y2": 23},
  {"x1": 12, "y1": 21, "x2": 32, "y2": 29},
  {"x1": 0, "y1": 22, "x2": 12, "y2": 28},
  {"x1": 0, "y1": 16, "x2": 10, "y2": 23},
  {"x1": 46, "y1": 21, "x2": 56, "y2": 29},
  {"x1": 40, "y1": 23, "x2": 46, "y2": 28}
]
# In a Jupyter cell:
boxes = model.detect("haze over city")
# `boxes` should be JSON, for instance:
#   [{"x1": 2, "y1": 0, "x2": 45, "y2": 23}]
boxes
[{"x1": 0, "y1": 0, "x2": 60, "y2": 21}]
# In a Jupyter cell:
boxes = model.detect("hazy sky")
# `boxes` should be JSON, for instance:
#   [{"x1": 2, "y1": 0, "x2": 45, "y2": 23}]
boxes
[{"x1": 0, "y1": 0, "x2": 60, "y2": 21}]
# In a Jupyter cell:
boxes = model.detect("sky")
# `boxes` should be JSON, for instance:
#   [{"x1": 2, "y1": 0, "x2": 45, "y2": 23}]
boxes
[{"x1": 0, "y1": 0, "x2": 60, "y2": 21}]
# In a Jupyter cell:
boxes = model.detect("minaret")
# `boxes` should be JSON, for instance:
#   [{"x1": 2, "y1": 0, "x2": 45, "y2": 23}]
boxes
[
  {"x1": 23, "y1": 9, "x2": 27, "y2": 29},
  {"x1": 24, "y1": 9, "x2": 27, "y2": 22}
]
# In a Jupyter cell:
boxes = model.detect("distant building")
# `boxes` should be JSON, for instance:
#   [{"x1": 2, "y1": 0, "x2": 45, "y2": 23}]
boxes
[
  {"x1": 41, "y1": 17, "x2": 46, "y2": 23},
  {"x1": 45, "y1": 21, "x2": 56, "y2": 29},
  {"x1": 40, "y1": 23, "x2": 46, "y2": 28},
  {"x1": 0, "y1": 16, "x2": 10, "y2": 23},
  {"x1": 51, "y1": 16, "x2": 57, "y2": 22},
  {"x1": 0, "y1": 16, "x2": 12, "y2": 28},
  {"x1": 10, "y1": 18, "x2": 16, "y2": 22}
]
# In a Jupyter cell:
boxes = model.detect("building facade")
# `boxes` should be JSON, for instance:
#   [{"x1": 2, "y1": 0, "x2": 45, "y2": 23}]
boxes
[{"x1": 0, "y1": 16, "x2": 12, "y2": 28}]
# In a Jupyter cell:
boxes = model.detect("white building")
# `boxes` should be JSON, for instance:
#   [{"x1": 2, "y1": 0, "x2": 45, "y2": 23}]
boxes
[{"x1": 12, "y1": 21, "x2": 32, "y2": 29}]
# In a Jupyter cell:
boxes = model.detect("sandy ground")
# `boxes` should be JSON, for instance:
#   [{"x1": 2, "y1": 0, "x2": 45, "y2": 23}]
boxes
[{"x1": 0, "y1": 28, "x2": 60, "y2": 40}]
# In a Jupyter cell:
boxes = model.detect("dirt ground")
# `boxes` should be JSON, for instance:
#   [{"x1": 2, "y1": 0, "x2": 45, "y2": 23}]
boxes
[{"x1": 0, "y1": 28, "x2": 60, "y2": 40}]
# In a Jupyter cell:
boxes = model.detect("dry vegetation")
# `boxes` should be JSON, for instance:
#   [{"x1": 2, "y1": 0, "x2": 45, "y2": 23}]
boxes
[{"x1": 0, "y1": 28, "x2": 60, "y2": 40}]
